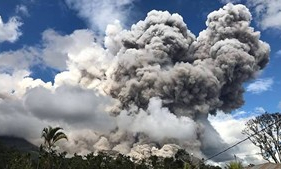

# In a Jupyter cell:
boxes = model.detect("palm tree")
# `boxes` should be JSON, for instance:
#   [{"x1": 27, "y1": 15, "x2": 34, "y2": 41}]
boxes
[
  {"x1": 38, "y1": 126, "x2": 67, "y2": 169},
  {"x1": 41, "y1": 126, "x2": 68, "y2": 152}
]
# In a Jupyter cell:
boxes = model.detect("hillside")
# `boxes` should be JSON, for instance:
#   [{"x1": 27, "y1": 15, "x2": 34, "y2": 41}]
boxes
[{"x1": 0, "y1": 136, "x2": 38, "y2": 153}]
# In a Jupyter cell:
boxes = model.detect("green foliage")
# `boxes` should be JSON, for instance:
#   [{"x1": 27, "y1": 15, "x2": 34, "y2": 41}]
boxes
[
  {"x1": 0, "y1": 144, "x2": 223, "y2": 169},
  {"x1": 0, "y1": 143, "x2": 34, "y2": 169},
  {"x1": 184, "y1": 162, "x2": 191, "y2": 169},
  {"x1": 226, "y1": 161, "x2": 243, "y2": 169}
]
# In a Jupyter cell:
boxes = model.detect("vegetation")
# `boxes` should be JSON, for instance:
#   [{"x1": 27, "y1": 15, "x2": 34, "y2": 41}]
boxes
[
  {"x1": 225, "y1": 161, "x2": 243, "y2": 169},
  {"x1": 0, "y1": 143, "x2": 33, "y2": 169},
  {"x1": 0, "y1": 126, "x2": 222, "y2": 169},
  {"x1": 41, "y1": 126, "x2": 68, "y2": 152},
  {"x1": 0, "y1": 144, "x2": 222, "y2": 169},
  {"x1": 242, "y1": 112, "x2": 281, "y2": 163}
]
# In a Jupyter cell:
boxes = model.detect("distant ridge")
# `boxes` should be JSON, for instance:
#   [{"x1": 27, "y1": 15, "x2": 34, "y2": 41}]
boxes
[{"x1": 0, "y1": 136, "x2": 38, "y2": 153}]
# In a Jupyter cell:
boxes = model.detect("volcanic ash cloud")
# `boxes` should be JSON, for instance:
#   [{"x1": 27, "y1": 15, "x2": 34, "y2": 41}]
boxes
[
  {"x1": 0, "y1": 3, "x2": 270, "y2": 162},
  {"x1": 99, "y1": 3, "x2": 269, "y2": 160}
]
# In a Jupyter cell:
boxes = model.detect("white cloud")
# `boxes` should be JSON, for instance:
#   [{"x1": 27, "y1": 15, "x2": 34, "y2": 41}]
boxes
[
  {"x1": 0, "y1": 84, "x2": 116, "y2": 146},
  {"x1": 0, "y1": 26, "x2": 117, "y2": 149},
  {"x1": 24, "y1": 85, "x2": 116, "y2": 132},
  {"x1": 117, "y1": 97, "x2": 198, "y2": 141},
  {"x1": 15, "y1": 5, "x2": 29, "y2": 17},
  {"x1": 220, "y1": 0, "x2": 241, "y2": 3},
  {"x1": 275, "y1": 50, "x2": 281, "y2": 58},
  {"x1": 0, "y1": 15, "x2": 22, "y2": 43},
  {"x1": 0, "y1": 70, "x2": 52, "y2": 100},
  {"x1": 246, "y1": 0, "x2": 281, "y2": 30},
  {"x1": 232, "y1": 110, "x2": 247, "y2": 118},
  {"x1": 0, "y1": 47, "x2": 39, "y2": 73},
  {"x1": 0, "y1": 101, "x2": 47, "y2": 140},
  {"x1": 232, "y1": 107, "x2": 265, "y2": 119},
  {"x1": 0, "y1": 70, "x2": 30, "y2": 99},
  {"x1": 41, "y1": 29, "x2": 97, "y2": 70},
  {"x1": 246, "y1": 78, "x2": 273, "y2": 94},
  {"x1": 278, "y1": 101, "x2": 281, "y2": 110},
  {"x1": 0, "y1": 28, "x2": 103, "y2": 73},
  {"x1": 209, "y1": 112, "x2": 267, "y2": 165},
  {"x1": 254, "y1": 107, "x2": 266, "y2": 114},
  {"x1": 65, "y1": 0, "x2": 136, "y2": 33}
]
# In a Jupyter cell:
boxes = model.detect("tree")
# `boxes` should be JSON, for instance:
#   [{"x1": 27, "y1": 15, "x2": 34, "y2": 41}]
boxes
[
  {"x1": 41, "y1": 126, "x2": 68, "y2": 152},
  {"x1": 242, "y1": 112, "x2": 281, "y2": 163},
  {"x1": 39, "y1": 126, "x2": 68, "y2": 169}
]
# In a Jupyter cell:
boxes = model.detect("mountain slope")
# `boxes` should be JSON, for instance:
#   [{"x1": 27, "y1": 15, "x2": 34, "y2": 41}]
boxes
[{"x1": 0, "y1": 136, "x2": 38, "y2": 153}]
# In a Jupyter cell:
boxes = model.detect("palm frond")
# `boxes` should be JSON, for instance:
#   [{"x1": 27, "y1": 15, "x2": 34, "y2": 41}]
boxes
[
  {"x1": 49, "y1": 127, "x2": 62, "y2": 140},
  {"x1": 53, "y1": 132, "x2": 68, "y2": 143},
  {"x1": 41, "y1": 126, "x2": 67, "y2": 151}
]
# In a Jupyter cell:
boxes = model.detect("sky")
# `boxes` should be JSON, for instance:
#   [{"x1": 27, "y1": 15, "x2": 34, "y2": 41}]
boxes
[{"x1": 0, "y1": 0, "x2": 280, "y2": 166}]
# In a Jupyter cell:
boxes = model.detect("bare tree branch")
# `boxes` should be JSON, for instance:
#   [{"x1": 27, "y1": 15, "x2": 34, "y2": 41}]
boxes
[{"x1": 242, "y1": 112, "x2": 281, "y2": 163}]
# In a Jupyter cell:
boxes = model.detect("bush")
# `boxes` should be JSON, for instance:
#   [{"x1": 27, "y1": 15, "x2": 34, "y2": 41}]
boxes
[{"x1": 226, "y1": 161, "x2": 243, "y2": 169}]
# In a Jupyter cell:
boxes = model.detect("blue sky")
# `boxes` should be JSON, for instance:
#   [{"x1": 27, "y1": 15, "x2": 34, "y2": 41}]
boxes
[{"x1": 0, "y1": 0, "x2": 280, "y2": 165}]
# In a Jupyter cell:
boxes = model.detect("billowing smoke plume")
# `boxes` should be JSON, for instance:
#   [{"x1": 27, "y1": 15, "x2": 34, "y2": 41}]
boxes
[
  {"x1": 63, "y1": 3, "x2": 269, "y2": 160},
  {"x1": 109, "y1": 4, "x2": 269, "y2": 116},
  {"x1": 0, "y1": 3, "x2": 270, "y2": 162}
]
